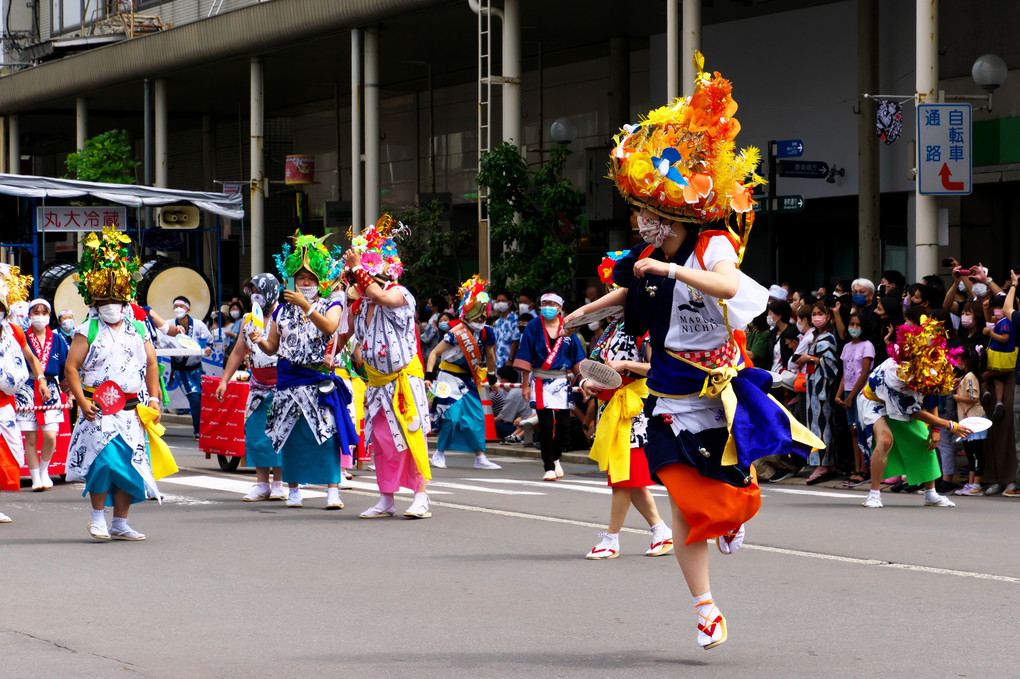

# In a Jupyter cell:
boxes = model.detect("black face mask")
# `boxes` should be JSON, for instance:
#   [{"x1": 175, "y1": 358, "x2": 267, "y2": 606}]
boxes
[{"x1": 877, "y1": 285, "x2": 887, "y2": 297}]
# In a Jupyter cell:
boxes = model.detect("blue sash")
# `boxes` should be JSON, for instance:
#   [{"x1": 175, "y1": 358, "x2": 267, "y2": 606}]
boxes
[{"x1": 276, "y1": 358, "x2": 360, "y2": 453}]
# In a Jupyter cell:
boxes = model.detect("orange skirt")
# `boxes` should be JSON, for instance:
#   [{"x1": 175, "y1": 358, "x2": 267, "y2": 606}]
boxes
[
  {"x1": 656, "y1": 462, "x2": 761, "y2": 545},
  {"x1": 0, "y1": 435, "x2": 22, "y2": 492}
]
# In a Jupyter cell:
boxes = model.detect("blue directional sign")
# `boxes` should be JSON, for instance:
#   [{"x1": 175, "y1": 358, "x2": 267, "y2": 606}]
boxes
[
  {"x1": 775, "y1": 139, "x2": 804, "y2": 158},
  {"x1": 777, "y1": 160, "x2": 828, "y2": 179},
  {"x1": 917, "y1": 103, "x2": 971, "y2": 195}
]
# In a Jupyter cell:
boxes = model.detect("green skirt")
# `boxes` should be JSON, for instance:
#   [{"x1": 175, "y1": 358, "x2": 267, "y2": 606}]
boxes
[{"x1": 883, "y1": 418, "x2": 941, "y2": 484}]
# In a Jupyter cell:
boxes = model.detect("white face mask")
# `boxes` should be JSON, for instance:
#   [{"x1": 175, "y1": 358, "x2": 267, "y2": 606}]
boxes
[
  {"x1": 98, "y1": 303, "x2": 124, "y2": 325},
  {"x1": 29, "y1": 315, "x2": 48, "y2": 330},
  {"x1": 587, "y1": 320, "x2": 601, "y2": 331},
  {"x1": 972, "y1": 283, "x2": 988, "y2": 298},
  {"x1": 766, "y1": 314, "x2": 777, "y2": 329},
  {"x1": 519, "y1": 303, "x2": 531, "y2": 315},
  {"x1": 230, "y1": 309, "x2": 241, "y2": 320},
  {"x1": 61, "y1": 318, "x2": 75, "y2": 332},
  {"x1": 957, "y1": 281, "x2": 966, "y2": 293},
  {"x1": 468, "y1": 320, "x2": 485, "y2": 331},
  {"x1": 298, "y1": 286, "x2": 318, "y2": 302},
  {"x1": 637, "y1": 214, "x2": 675, "y2": 248},
  {"x1": 173, "y1": 307, "x2": 188, "y2": 319},
  {"x1": 492, "y1": 301, "x2": 509, "y2": 314}
]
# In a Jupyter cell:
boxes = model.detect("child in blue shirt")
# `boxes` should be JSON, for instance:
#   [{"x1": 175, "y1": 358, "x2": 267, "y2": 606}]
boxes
[{"x1": 981, "y1": 293, "x2": 1016, "y2": 421}]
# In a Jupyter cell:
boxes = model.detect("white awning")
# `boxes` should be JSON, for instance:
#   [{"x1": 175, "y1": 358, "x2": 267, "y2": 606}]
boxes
[{"x1": 0, "y1": 174, "x2": 245, "y2": 220}]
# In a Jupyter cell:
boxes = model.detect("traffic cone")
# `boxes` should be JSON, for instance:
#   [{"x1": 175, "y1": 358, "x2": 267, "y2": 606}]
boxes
[{"x1": 480, "y1": 383, "x2": 498, "y2": 442}]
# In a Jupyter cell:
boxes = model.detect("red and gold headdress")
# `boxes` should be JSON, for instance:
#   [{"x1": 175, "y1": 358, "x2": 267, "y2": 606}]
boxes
[
  {"x1": 457, "y1": 275, "x2": 490, "y2": 321},
  {"x1": 889, "y1": 316, "x2": 963, "y2": 396},
  {"x1": 76, "y1": 227, "x2": 140, "y2": 305}
]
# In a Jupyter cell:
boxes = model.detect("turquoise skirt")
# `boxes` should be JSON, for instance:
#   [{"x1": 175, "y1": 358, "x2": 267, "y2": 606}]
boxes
[
  {"x1": 83, "y1": 435, "x2": 148, "y2": 506},
  {"x1": 245, "y1": 395, "x2": 282, "y2": 468},
  {"x1": 281, "y1": 416, "x2": 342, "y2": 484}
]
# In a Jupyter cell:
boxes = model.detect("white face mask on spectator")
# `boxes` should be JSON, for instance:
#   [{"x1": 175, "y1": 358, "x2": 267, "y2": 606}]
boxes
[
  {"x1": 173, "y1": 307, "x2": 188, "y2": 319},
  {"x1": 230, "y1": 309, "x2": 241, "y2": 320},
  {"x1": 61, "y1": 318, "x2": 75, "y2": 332},
  {"x1": 29, "y1": 315, "x2": 48, "y2": 330},
  {"x1": 972, "y1": 283, "x2": 988, "y2": 298},
  {"x1": 492, "y1": 301, "x2": 509, "y2": 314}
]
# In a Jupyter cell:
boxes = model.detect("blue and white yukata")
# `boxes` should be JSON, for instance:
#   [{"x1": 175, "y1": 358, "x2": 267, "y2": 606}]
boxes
[
  {"x1": 65, "y1": 318, "x2": 159, "y2": 505},
  {"x1": 268, "y1": 296, "x2": 359, "y2": 484},
  {"x1": 433, "y1": 321, "x2": 494, "y2": 454}
]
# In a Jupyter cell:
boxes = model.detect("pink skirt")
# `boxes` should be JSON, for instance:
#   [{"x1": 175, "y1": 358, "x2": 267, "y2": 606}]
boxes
[{"x1": 370, "y1": 410, "x2": 425, "y2": 494}]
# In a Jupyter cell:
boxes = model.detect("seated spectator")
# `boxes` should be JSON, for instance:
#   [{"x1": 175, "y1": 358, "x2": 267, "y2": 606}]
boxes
[{"x1": 493, "y1": 366, "x2": 534, "y2": 442}]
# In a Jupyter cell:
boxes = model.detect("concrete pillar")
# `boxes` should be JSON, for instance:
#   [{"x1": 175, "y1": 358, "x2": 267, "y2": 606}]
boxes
[
  {"x1": 8, "y1": 114, "x2": 19, "y2": 174},
  {"x1": 682, "y1": 0, "x2": 701, "y2": 96},
  {"x1": 250, "y1": 58, "x2": 265, "y2": 275},
  {"x1": 154, "y1": 79, "x2": 168, "y2": 187},
  {"x1": 666, "y1": 0, "x2": 679, "y2": 101},
  {"x1": 857, "y1": 0, "x2": 880, "y2": 282},
  {"x1": 364, "y1": 27, "x2": 380, "y2": 226},
  {"x1": 351, "y1": 28, "x2": 363, "y2": 235},
  {"x1": 502, "y1": 0, "x2": 521, "y2": 148},
  {"x1": 914, "y1": 0, "x2": 939, "y2": 281},
  {"x1": 75, "y1": 97, "x2": 88, "y2": 150}
]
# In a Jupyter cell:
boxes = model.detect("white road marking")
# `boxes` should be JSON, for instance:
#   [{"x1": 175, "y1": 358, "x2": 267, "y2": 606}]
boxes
[
  {"x1": 162, "y1": 474, "x2": 451, "y2": 497},
  {"x1": 765, "y1": 488, "x2": 864, "y2": 499},
  {"x1": 423, "y1": 499, "x2": 1020, "y2": 585},
  {"x1": 464, "y1": 477, "x2": 613, "y2": 495}
]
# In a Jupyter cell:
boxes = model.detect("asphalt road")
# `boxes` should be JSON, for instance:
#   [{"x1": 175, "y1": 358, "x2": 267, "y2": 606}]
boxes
[{"x1": 4, "y1": 424, "x2": 1019, "y2": 678}]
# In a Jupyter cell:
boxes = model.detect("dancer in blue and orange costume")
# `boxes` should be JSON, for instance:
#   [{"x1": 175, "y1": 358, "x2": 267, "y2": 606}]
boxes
[
  {"x1": 567, "y1": 53, "x2": 824, "y2": 649},
  {"x1": 576, "y1": 252, "x2": 673, "y2": 561},
  {"x1": 425, "y1": 275, "x2": 502, "y2": 471},
  {"x1": 64, "y1": 228, "x2": 173, "y2": 540},
  {"x1": 0, "y1": 264, "x2": 49, "y2": 523}
]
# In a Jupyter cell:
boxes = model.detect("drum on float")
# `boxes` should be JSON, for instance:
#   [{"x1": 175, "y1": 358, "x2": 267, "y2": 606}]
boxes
[
  {"x1": 136, "y1": 259, "x2": 214, "y2": 322},
  {"x1": 38, "y1": 262, "x2": 89, "y2": 323}
]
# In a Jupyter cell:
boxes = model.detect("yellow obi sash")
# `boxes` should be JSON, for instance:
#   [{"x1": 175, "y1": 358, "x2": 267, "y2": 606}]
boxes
[
  {"x1": 588, "y1": 378, "x2": 649, "y2": 482},
  {"x1": 334, "y1": 367, "x2": 367, "y2": 431},
  {"x1": 137, "y1": 405, "x2": 178, "y2": 480},
  {"x1": 364, "y1": 356, "x2": 431, "y2": 481}
]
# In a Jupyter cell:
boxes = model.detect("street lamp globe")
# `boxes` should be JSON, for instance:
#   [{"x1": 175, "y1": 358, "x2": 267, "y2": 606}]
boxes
[
  {"x1": 549, "y1": 117, "x2": 577, "y2": 145},
  {"x1": 972, "y1": 54, "x2": 1007, "y2": 93}
]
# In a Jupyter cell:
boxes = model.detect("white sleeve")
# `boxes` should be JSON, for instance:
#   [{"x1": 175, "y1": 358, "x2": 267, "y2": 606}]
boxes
[{"x1": 700, "y1": 235, "x2": 739, "y2": 272}]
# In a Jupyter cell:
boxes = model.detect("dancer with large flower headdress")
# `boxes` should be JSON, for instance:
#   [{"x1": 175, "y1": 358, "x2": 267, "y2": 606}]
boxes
[
  {"x1": 64, "y1": 228, "x2": 165, "y2": 540},
  {"x1": 576, "y1": 252, "x2": 673, "y2": 561},
  {"x1": 342, "y1": 215, "x2": 433, "y2": 519},
  {"x1": 425, "y1": 275, "x2": 501, "y2": 471},
  {"x1": 567, "y1": 53, "x2": 824, "y2": 649},
  {"x1": 857, "y1": 312, "x2": 973, "y2": 509},
  {"x1": 0, "y1": 264, "x2": 50, "y2": 523},
  {"x1": 215, "y1": 273, "x2": 286, "y2": 502},
  {"x1": 248, "y1": 231, "x2": 359, "y2": 510}
]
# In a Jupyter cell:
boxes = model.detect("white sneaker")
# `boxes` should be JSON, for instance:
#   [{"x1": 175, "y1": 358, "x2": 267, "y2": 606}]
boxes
[
  {"x1": 924, "y1": 493, "x2": 956, "y2": 507},
  {"x1": 243, "y1": 483, "x2": 271, "y2": 502},
  {"x1": 360, "y1": 498, "x2": 397, "y2": 518},
  {"x1": 404, "y1": 492, "x2": 431, "y2": 519},
  {"x1": 716, "y1": 524, "x2": 745, "y2": 555},
  {"x1": 646, "y1": 523, "x2": 674, "y2": 557},
  {"x1": 110, "y1": 524, "x2": 146, "y2": 541},
  {"x1": 431, "y1": 451, "x2": 447, "y2": 469},
  {"x1": 984, "y1": 484, "x2": 1003, "y2": 496},
  {"x1": 473, "y1": 455, "x2": 501, "y2": 470},
  {"x1": 268, "y1": 482, "x2": 286, "y2": 501},
  {"x1": 89, "y1": 518, "x2": 111, "y2": 540},
  {"x1": 542, "y1": 470, "x2": 557, "y2": 481},
  {"x1": 40, "y1": 469, "x2": 53, "y2": 489},
  {"x1": 696, "y1": 600, "x2": 727, "y2": 649},
  {"x1": 325, "y1": 488, "x2": 344, "y2": 510},
  {"x1": 862, "y1": 493, "x2": 883, "y2": 508},
  {"x1": 0, "y1": 511, "x2": 11, "y2": 523},
  {"x1": 586, "y1": 532, "x2": 620, "y2": 560},
  {"x1": 554, "y1": 460, "x2": 564, "y2": 478},
  {"x1": 285, "y1": 488, "x2": 302, "y2": 508}
]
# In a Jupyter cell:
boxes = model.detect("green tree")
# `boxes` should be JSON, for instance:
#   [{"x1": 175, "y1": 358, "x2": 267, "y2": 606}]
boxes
[
  {"x1": 392, "y1": 200, "x2": 467, "y2": 297},
  {"x1": 477, "y1": 142, "x2": 585, "y2": 295},
  {"x1": 64, "y1": 129, "x2": 139, "y2": 184}
]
